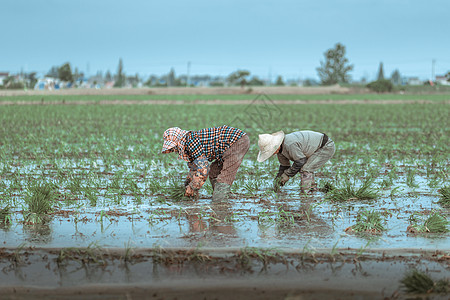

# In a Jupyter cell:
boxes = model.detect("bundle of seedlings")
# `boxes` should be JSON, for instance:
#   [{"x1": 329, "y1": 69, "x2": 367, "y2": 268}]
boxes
[
  {"x1": 407, "y1": 211, "x2": 449, "y2": 233},
  {"x1": 401, "y1": 269, "x2": 449, "y2": 294},
  {"x1": 345, "y1": 208, "x2": 386, "y2": 234},
  {"x1": 24, "y1": 181, "x2": 58, "y2": 224},
  {"x1": 165, "y1": 180, "x2": 193, "y2": 201},
  {"x1": 437, "y1": 185, "x2": 450, "y2": 207},
  {"x1": 326, "y1": 178, "x2": 379, "y2": 202}
]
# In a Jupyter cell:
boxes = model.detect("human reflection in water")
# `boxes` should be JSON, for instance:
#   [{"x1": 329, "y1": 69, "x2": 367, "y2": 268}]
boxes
[
  {"x1": 209, "y1": 203, "x2": 237, "y2": 236},
  {"x1": 186, "y1": 203, "x2": 237, "y2": 236}
]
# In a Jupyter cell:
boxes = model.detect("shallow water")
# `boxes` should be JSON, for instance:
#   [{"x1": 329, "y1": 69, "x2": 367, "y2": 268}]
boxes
[{"x1": 2, "y1": 182, "x2": 449, "y2": 251}]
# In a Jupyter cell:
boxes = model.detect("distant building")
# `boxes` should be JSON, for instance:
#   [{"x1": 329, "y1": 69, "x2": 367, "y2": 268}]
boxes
[
  {"x1": 0, "y1": 72, "x2": 9, "y2": 85},
  {"x1": 435, "y1": 75, "x2": 450, "y2": 85},
  {"x1": 404, "y1": 77, "x2": 422, "y2": 86}
]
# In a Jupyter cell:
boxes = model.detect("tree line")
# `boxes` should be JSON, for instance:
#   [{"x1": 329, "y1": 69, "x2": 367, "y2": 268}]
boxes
[{"x1": 2, "y1": 43, "x2": 449, "y2": 90}]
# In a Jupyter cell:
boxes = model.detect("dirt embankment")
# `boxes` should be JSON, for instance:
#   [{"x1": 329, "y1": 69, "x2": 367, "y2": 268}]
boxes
[{"x1": 0, "y1": 85, "x2": 352, "y2": 97}]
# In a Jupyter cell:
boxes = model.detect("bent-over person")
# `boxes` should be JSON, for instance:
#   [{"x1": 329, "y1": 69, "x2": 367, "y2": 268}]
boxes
[
  {"x1": 161, "y1": 125, "x2": 250, "y2": 202},
  {"x1": 257, "y1": 130, "x2": 335, "y2": 192}
]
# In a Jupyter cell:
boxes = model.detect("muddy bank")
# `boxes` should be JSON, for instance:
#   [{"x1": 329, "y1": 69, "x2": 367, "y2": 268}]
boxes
[{"x1": 0, "y1": 247, "x2": 448, "y2": 300}]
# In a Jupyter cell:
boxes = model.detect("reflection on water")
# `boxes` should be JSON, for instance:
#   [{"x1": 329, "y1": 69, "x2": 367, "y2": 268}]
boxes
[
  {"x1": 23, "y1": 222, "x2": 53, "y2": 244},
  {"x1": 0, "y1": 189, "x2": 448, "y2": 251}
]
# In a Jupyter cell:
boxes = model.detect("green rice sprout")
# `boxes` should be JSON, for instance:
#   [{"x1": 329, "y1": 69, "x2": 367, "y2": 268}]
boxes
[
  {"x1": 407, "y1": 211, "x2": 449, "y2": 233},
  {"x1": 347, "y1": 209, "x2": 386, "y2": 233},
  {"x1": 24, "y1": 181, "x2": 58, "y2": 223},
  {"x1": 0, "y1": 206, "x2": 12, "y2": 225},
  {"x1": 401, "y1": 269, "x2": 449, "y2": 294},
  {"x1": 326, "y1": 178, "x2": 379, "y2": 202},
  {"x1": 166, "y1": 181, "x2": 190, "y2": 201},
  {"x1": 318, "y1": 181, "x2": 335, "y2": 193},
  {"x1": 437, "y1": 186, "x2": 450, "y2": 207}
]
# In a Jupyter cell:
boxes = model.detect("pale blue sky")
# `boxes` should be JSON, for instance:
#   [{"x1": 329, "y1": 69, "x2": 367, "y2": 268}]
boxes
[{"x1": 1, "y1": 0, "x2": 449, "y2": 81}]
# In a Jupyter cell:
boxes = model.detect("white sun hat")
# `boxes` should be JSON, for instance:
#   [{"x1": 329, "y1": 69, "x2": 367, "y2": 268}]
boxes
[{"x1": 257, "y1": 131, "x2": 285, "y2": 162}]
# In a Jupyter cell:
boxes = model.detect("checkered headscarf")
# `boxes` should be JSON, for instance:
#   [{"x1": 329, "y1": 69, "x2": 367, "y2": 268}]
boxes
[{"x1": 161, "y1": 127, "x2": 189, "y2": 160}]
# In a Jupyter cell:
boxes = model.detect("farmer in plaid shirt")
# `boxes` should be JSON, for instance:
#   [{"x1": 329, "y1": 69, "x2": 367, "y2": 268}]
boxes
[{"x1": 161, "y1": 125, "x2": 250, "y2": 202}]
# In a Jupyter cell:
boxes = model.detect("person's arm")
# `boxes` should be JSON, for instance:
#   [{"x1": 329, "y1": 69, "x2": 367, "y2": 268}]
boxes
[
  {"x1": 185, "y1": 155, "x2": 210, "y2": 197},
  {"x1": 284, "y1": 158, "x2": 307, "y2": 177},
  {"x1": 277, "y1": 144, "x2": 307, "y2": 186}
]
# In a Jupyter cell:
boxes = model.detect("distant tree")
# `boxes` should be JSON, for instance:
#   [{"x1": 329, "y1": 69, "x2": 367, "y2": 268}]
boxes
[
  {"x1": 390, "y1": 69, "x2": 401, "y2": 85},
  {"x1": 377, "y1": 62, "x2": 385, "y2": 80},
  {"x1": 114, "y1": 58, "x2": 125, "y2": 87},
  {"x1": 58, "y1": 62, "x2": 73, "y2": 82},
  {"x1": 446, "y1": 71, "x2": 450, "y2": 82},
  {"x1": 105, "y1": 70, "x2": 112, "y2": 82},
  {"x1": 227, "y1": 70, "x2": 250, "y2": 87},
  {"x1": 72, "y1": 67, "x2": 84, "y2": 83},
  {"x1": 167, "y1": 68, "x2": 175, "y2": 86},
  {"x1": 316, "y1": 43, "x2": 353, "y2": 85},
  {"x1": 24, "y1": 72, "x2": 38, "y2": 88},
  {"x1": 275, "y1": 75, "x2": 285, "y2": 86},
  {"x1": 127, "y1": 73, "x2": 140, "y2": 87},
  {"x1": 46, "y1": 66, "x2": 59, "y2": 78},
  {"x1": 367, "y1": 79, "x2": 393, "y2": 93},
  {"x1": 248, "y1": 76, "x2": 264, "y2": 86}
]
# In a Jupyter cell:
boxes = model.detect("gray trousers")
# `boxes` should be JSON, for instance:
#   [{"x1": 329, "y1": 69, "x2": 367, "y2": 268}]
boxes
[{"x1": 302, "y1": 139, "x2": 335, "y2": 173}]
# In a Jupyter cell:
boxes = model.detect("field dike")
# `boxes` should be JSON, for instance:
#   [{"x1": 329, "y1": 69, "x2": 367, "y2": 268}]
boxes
[{"x1": 0, "y1": 246, "x2": 448, "y2": 300}]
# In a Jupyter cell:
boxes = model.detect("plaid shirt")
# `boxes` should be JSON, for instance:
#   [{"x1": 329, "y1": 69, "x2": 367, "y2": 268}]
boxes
[{"x1": 183, "y1": 125, "x2": 245, "y2": 163}]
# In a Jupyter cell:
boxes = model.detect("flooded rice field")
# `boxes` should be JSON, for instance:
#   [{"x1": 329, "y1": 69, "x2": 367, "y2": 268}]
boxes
[
  {"x1": 1, "y1": 159, "x2": 448, "y2": 251},
  {"x1": 0, "y1": 102, "x2": 449, "y2": 298}
]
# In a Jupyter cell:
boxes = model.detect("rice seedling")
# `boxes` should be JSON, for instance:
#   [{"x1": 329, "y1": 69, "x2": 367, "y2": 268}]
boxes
[
  {"x1": 400, "y1": 269, "x2": 449, "y2": 294},
  {"x1": 406, "y1": 167, "x2": 419, "y2": 188},
  {"x1": 236, "y1": 247, "x2": 282, "y2": 269},
  {"x1": 407, "y1": 211, "x2": 449, "y2": 233},
  {"x1": 318, "y1": 181, "x2": 335, "y2": 193},
  {"x1": 326, "y1": 178, "x2": 379, "y2": 202},
  {"x1": 23, "y1": 181, "x2": 58, "y2": 223},
  {"x1": 346, "y1": 209, "x2": 386, "y2": 234},
  {"x1": 165, "y1": 180, "x2": 191, "y2": 201},
  {"x1": 0, "y1": 205, "x2": 12, "y2": 225},
  {"x1": 437, "y1": 185, "x2": 450, "y2": 207}
]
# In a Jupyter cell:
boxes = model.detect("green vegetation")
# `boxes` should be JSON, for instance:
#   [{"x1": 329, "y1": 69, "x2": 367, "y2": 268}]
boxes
[
  {"x1": 367, "y1": 79, "x2": 393, "y2": 93},
  {"x1": 438, "y1": 186, "x2": 450, "y2": 206},
  {"x1": 349, "y1": 209, "x2": 387, "y2": 233},
  {"x1": 24, "y1": 182, "x2": 58, "y2": 223},
  {"x1": 0, "y1": 93, "x2": 448, "y2": 238},
  {"x1": 408, "y1": 211, "x2": 449, "y2": 233},
  {"x1": 326, "y1": 179, "x2": 379, "y2": 202},
  {"x1": 1, "y1": 93, "x2": 449, "y2": 103},
  {"x1": 401, "y1": 269, "x2": 449, "y2": 294},
  {"x1": 0, "y1": 206, "x2": 12, "y2": 225}
]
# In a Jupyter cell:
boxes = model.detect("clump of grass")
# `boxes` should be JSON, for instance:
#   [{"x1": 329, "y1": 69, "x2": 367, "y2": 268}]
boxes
[
  {"x1": 0, "y1": 206, "x2": 12, "y2": 225},
  {"x1": 24, "y1": 181, "x2": 58, "y2": 223},
  {"x1": 346, "y1": 209, "x2": 386, "y2": 234},
  {"x1": 407, "y1": 211, "x2": 449, "y2": 233},
  {"x1": 326, "y1": 178, "x2": 379, "y2": 202},
  {"x1": 401, "y1": 269, "x2": 449, "y2": 294},
  {"x1": 437, "y1": 186, "x2": 450, "y2": 207}
]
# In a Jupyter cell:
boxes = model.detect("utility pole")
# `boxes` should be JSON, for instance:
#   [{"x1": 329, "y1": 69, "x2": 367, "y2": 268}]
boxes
[
  {"x1": 431, "y1": 59, "x2": 436, "y2": 82},
  {"x1": 186, "y1": 61, "x2": 191, "y2": 87}
]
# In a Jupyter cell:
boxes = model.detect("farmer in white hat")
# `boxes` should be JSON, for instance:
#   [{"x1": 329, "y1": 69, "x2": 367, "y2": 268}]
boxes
[
  {"x1": 257, "y1": 130, "x2": 335, "y2": 192},
  {"x1": 161, "y1": 126, "x2": 250, "y2": 202}
]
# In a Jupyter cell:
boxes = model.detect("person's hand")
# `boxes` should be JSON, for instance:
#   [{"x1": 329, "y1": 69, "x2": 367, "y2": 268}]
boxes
[
  {"x1": 185, "y1": 185, "x2": 195, "y2": 197},
  {"x1": 185, "y1": 185, "x2": 199, "y2": 199},
  {"x1": 279, "y1": 173, "x2": 290, "y2": 186}
]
